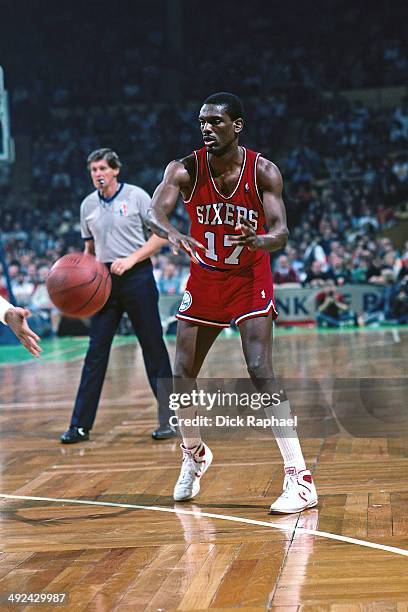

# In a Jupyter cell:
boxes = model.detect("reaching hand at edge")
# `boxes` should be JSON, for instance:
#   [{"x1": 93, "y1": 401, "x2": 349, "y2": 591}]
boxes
[{"x1": 5, "y1": 308, "x2": 42, "y2": 357}]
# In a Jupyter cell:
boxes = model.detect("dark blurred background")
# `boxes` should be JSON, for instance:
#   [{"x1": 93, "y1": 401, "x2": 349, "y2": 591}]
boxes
[{"x1": 0, "y1": 0, "x2": 407, "y2": 329}]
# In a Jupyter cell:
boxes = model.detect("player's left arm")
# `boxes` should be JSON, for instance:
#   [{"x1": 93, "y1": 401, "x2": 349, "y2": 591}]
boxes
[{"x1": 231, "y1": 157, "x2": 289, "y2": 252}]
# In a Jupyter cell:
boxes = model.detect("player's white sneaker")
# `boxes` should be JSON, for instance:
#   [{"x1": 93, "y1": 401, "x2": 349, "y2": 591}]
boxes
[
  {"x1": 269, "y1": 468, "x2": 318, "y2": 514},
  {"x1": 173, "y1": 442, "x2": 213, "y2": 501}
]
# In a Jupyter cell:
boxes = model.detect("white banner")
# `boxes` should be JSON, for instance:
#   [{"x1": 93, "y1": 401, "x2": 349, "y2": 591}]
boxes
[{"x1": 273, "y1": 284, "x2": 385, "y2": 322}]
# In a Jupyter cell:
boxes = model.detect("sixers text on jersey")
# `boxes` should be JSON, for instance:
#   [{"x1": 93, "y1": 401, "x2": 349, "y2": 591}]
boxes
[
  {"x1": 195, "y1": 203, "x2": 259, "y2": 229},
  {"x1": 184, "y1": 146, "x2": 268, "y2": 270}
]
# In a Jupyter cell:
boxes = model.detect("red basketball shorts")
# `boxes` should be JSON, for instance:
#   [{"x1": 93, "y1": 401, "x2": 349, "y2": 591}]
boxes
[{"x1": 176, "y1": 254, "x2": 278, "y2": 328}]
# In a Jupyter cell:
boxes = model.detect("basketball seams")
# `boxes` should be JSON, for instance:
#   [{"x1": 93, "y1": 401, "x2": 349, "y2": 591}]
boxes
[
  {"x1": 68, "y1": 270, "x2": 107, "y2": 316},
  {"x1": 46, "y1": 268, "x2": 100, "y2": 296}
]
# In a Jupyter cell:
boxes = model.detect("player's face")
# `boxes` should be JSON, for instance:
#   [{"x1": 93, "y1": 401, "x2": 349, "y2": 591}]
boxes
[
  {"x1": 89, "y1": 160, "x2": 119, "y2": 190},
  {"x1": 199, "y1": 104, "x2": 243, "y2": 156}
]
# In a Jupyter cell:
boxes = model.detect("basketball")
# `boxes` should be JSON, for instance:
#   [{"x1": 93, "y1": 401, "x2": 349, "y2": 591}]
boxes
[{"x1": 46, "y1": 252, "x2": 112, "y2": 318}]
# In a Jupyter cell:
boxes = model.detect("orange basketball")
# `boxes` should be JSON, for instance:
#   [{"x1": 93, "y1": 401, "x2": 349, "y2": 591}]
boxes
[{"x1": 46, "y1": 252, "x2": 112, "y2": 318}]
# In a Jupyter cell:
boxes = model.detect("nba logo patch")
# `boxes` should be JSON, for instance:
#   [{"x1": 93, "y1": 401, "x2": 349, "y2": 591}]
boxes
[
  {"x1": 179, "y1": 290, "x2": 192, "y2": 312},
  {"x1": 119, "y1": 202, "x2": 128, "y2": 216},
  {"x1": 245, "y1": 182, "x2": 250, "y2": 192}
]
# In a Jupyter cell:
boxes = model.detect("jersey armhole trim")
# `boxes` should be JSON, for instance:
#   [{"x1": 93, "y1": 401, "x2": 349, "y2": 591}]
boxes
[
  {"x1": 254, "y1": 153, "x2": 263, "y2": 205},
  {"x1": 83, "y1": 236, "x2": 94, "y2": 241},
  {"x1": 183, "y1": 150, "x2": 199, "y2": 204}
]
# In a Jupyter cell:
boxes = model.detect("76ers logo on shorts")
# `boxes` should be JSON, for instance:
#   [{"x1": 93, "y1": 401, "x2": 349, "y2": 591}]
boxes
[{"x1": 179, "y1": 290, "x2": 192, "y2": 312}]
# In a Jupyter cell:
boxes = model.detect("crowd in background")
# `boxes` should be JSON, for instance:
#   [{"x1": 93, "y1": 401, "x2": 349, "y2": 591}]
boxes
[{"x1": 1, "y1": 0, "x2": 408, "y2": 330}]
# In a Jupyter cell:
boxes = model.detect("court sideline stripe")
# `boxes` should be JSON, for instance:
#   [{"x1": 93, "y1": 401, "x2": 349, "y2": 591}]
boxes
[{"x1": 1, "y1": 493, "x2": 407, "y2": 558}]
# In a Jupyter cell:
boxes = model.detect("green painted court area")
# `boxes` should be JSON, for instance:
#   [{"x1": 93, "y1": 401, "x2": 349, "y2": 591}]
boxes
[
  {"x1": 0, "y1": 324, "x2": 405, "y2": 366},
  {"x1": 0, "y1": 336, "x2": 135, "y2": 365}
]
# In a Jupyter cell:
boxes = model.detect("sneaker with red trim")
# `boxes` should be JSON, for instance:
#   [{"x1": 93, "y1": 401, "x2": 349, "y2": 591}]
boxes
[
  {"x1": 269, "y1": 468, "x2": 318, "y2": 514},
  {"x1": 173, "y1": 442, "x2": 213, "y2": 501}
]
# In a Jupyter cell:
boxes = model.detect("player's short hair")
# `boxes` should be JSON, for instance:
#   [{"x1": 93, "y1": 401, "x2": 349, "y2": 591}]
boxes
[
  {"x1": 87, "y1": 148, "x2": 122, "y2": 170},
  {"x1": 203, "y1": 92, "x2": 244, "y2": 121}
]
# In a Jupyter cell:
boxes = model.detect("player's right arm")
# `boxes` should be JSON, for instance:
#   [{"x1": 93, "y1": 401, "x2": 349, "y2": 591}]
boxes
[{"x1": 150, "y1": 159, "x2": 204, "y2": 259}]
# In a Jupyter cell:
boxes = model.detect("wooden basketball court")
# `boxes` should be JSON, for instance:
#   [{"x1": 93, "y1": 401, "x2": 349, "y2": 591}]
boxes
[{"x1": 0, "y1": 327, "x2": 407, "y2": 610}]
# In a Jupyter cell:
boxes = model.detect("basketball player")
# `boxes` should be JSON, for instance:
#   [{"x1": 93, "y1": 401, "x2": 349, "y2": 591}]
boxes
[
  {"x1": 0, "y1": 295, "x2": 41, "y2": 356},
  {"x1": 60, "y1": 148, "x2": 176, "y2": 444},
  {"x1": 149, "y1": 93, "x2": 317, "y2": 513}
]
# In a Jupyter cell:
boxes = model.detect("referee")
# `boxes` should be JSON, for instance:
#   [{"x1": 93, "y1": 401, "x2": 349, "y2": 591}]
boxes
[{"x1": 60, "y1": 148, "x2": 175, "y2": 443}]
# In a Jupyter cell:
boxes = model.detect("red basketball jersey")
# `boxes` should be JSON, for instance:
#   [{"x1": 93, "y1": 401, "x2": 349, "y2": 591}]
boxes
[{"x1": 184, "y1": 146, "x2": 268, "y2": 271}]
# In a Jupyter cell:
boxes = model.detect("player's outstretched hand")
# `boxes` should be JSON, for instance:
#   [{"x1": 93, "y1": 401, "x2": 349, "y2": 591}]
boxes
[
  {"x1": 5, "y1": 308, "x2": 42, "y2": 357},
  {"x1": 231, "y1": 217, "x2": 260, "y2": 251},
  {"x1": 168, "y1": 231, "x2": 205, "y2": 264}
]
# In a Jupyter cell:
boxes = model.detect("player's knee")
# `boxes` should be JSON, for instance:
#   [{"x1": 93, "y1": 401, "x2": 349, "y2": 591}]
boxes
[{"x1": 246, "y1": 360, "x2": 272, "y2": 381}]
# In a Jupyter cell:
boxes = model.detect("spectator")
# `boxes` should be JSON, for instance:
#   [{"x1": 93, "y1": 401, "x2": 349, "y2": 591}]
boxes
[
  {"x1": 303, "y1": 238, "x2": 328, "y2": 271},
  {"x1": 388, "y1": 276, "x2": 408, "y2": 324},
  {"x1": 349, "y1": 254, "x2": 369, "y2": 284},
  {"x1": 273, "y1": 255, "x2": 299, "y2": 285},
  {"x1": 397, "y1": 254, "x2": 408, "y2": 282},
  {"x1": 315, "y1": 281, "x2": 357, "y2": 328},
  {"x1": 380, "y1": 251, "x2": 401, "y2": 282},
  {"x1": 328, "y1": 253, "x2": 350, "y2": 285},
  {"x1": 286, "y1": 245, "x2": 305, "y2": 280},
  {"x1": 367, "y1": 255, "x2": 386, "y2": 284},
  {"x1": 11, "y1": 273, "x2": 34, "y2": 306},
  {"x1": 306, "y1": 260, "x2": 332, "y2": 287},
  {"x1": 158, "y1": 262, "x2": 182, "y2": 295}
]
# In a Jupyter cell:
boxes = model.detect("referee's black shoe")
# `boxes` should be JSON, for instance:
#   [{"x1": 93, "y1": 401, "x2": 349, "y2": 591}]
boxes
[
  {"x1": 60, "y1": 426, "x2": 90, "y2": 444},
  {"x1": 151, "y1": 424, "x2": 177, "y2": 440}
]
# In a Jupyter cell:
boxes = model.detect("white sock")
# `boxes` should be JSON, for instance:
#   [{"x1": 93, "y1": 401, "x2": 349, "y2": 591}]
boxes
[
  {"x1": 264, "y1": 400, "x2": 306, "y2": 473},
  {"x1": 176, "y1": 405, "x2": 202, "y2": 449}
]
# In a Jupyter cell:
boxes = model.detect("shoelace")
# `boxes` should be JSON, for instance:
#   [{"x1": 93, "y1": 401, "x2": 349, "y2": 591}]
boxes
[
  {"x1": 178, "y1": 452, "x2": 198, "y2": 485},
  {"x1": 279, "y1": 474, "x2": 298, "y2": 499}
]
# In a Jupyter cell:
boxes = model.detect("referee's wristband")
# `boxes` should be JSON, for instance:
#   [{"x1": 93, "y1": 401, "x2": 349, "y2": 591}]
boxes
[{"x1": 0, "y1": 295, "x2": 13, "y2": 325}]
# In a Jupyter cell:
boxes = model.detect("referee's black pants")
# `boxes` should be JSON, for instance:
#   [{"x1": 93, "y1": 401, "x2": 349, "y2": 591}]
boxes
[{"x1": 70, "y1": 259, "x2": 173, "y2": 430}]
